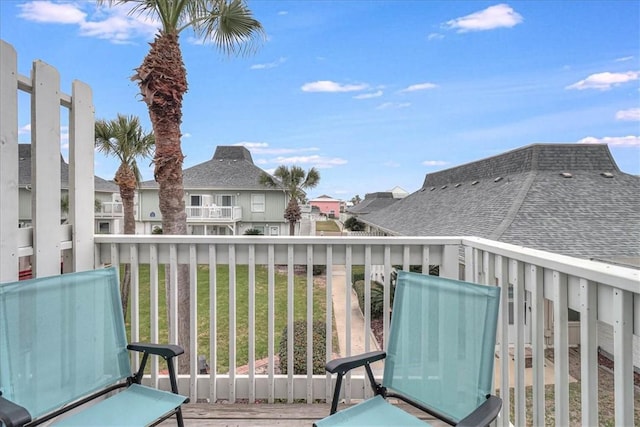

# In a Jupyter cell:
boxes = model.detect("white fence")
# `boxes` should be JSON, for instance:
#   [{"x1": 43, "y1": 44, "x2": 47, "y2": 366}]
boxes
[
  {"x1": 0, "y1": 39, "x2": 95, "y2": 281},
  {"x1": 93, "y1": 234, "x2": 639, "y2": 427}
]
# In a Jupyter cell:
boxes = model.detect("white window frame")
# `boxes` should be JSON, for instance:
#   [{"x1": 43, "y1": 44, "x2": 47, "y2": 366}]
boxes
[{"x1": 251, "y1": 194, "x2": 265, "y2": 212}]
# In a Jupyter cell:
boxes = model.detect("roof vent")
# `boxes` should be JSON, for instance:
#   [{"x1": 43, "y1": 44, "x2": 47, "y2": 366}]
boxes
[
  {"x1": 560, "y1": 172, "x2": 573, "y2": 178},
  {"x1": 430, "y1": 187, "x2": 436, "y2": 191},
  {"x1": 601, "y1": 172, "x2": 614, "y2": 178},
  {"x1": 471, "y1": 180, "x2": 479, "y2": 185},
  {"x1": 494, "y1": 177, "x2": 503, "y2": 183},
  {"x1": 441, "y1": 185, "x2": 447, "y2": 190},
  {"x1": 454, "y1": 183, "x2": 462, "y2": 188}
]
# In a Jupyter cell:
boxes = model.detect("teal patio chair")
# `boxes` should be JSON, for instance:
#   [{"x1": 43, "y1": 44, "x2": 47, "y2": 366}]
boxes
[
  {"x1": 315, "y1": 270, "x2": 502, "y2": 427},
  {"x1": 0, "y1": 267, "x2": 188, "y2": 427}
]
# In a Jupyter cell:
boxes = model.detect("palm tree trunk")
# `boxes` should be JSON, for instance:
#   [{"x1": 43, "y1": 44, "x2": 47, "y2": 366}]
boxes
[
  {"x1": 135, "y1": 32, "x2": 190, "y2": 373},
  {"x1": 117, "y1": 165, "x2": 137, "y2": 320}
]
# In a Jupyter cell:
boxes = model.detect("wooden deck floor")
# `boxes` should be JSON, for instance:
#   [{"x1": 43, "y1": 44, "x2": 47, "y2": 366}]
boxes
[{"x1": 162, "y1": 402, "x2": 447, "y2": 426}]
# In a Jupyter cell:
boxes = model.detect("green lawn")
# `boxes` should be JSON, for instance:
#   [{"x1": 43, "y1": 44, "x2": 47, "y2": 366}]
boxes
[
  {"x1": 316, "y1": 220, "x2": 341, "y2": 232},
  {"x1": 127, "y1": 264, "x2": 327, "y2": 373}
]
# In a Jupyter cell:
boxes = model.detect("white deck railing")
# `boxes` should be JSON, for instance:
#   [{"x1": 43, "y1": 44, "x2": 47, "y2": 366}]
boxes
[
  {"x1": 185, "y1": 205, "x2": 242, "y2": 222},
  {"x1": 94, "y1": 234, "x2": 639, "y2": 427}
]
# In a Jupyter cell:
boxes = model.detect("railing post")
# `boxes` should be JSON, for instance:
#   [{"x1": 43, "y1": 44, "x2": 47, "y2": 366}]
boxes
[
  {"x1": 580, "y1": 278, "x2": 598, "y2": 426},
  {"x1": 552, "y1": 271, "x2": 569, "y2": 426},
  {"x1": 0, "y1": 40, "x2": 19, "y2": 282},
  {"x1": 613, "y1": 288, "x2": 634, "y2": 425}
]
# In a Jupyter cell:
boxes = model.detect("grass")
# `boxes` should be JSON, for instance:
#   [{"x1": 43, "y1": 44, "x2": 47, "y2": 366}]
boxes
[
  {"x1": 126, "y1": 264, "x2": 327, "y2": 373},
  {"x1": 315, "y1": 220, "x2": 341, "y2": 232}
]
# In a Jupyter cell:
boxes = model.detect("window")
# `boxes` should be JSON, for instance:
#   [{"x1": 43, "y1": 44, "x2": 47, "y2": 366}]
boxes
[
  {"x1": 190, "y1": 195, "x2": 202, "y2": 206},
  {"x1": 251, "y1": 194, "x2": 265, "y2": 212},
  {"x1": 98, "y1": 222, "x2": 110, "y2": 234}
]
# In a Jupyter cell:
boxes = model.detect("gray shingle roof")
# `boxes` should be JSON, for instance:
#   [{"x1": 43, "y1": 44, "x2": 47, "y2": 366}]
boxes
[
  {"x1": 18, "y1": 144, "x2": 118, "y2": 193},
  {"x1": 348, "y1": 192, "x2": 399, "y2": 215},
  {"x1": 140, "y1": 145, "x2": 282, "y2": 191},
  {"x1": 362, "y1": 144, "x2": 640, "y2": 264}
]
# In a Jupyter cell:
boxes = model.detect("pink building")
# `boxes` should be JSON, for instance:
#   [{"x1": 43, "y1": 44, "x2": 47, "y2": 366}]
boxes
[{"x1": 309, "y1": 195, "x2": 341, "y2": 217}]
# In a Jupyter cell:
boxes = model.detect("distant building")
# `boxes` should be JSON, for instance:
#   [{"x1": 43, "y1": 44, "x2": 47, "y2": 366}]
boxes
[
  {"x1": 309, "y1": 194, "x2": 341, "y2": 217},
  {"x1": 137, "y1": 146, "x2": 289, "y2": 235}
]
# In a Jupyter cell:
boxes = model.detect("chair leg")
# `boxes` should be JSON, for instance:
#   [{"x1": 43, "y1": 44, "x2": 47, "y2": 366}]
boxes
[{"x1": 175, "y1": 407, "x2": 185, "y2": 427}]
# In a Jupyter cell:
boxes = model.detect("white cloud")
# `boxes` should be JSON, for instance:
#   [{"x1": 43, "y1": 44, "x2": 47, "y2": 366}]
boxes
[
  {"x1": 235, "y1": 142, "x2": 269, "y2": 149},
  {"x1": 250, "y1": 57, "x2": 287, "y2": 70},
  {"x1": 18, "y1": 1, "x2": 86, "y2": 24},
  {"x1": 274, "y1": 155, "x2": 347, "y2": 169},
  {"x1": 18, "y1": 1, "x2": 158, "y2": 43},
  {"x1": 615, "y1": 56, "x2": 634, "y2": 62},
  {"x1": 236, "y1": 142, "x2": 320, "y2": 156},
  {"x1": 353, "y1": 90, "x2": 383, "y2": 99},
  {"x1": 301, "y1": 80, "x2": 368, "y2": 93},
  {"x1": 182, "y1": 132, "x2": 192, "y2": 138},
  {"x1": 400, "y1": 82, "x2": 438, "y2": 92},
  {"x1": 444, "y1": 4, "x2": 523, "y2": 33},
  {"x1": 376, "y1": 102, "x2": 411, "y2": 110},
  {"x1": 422, "y1": 160, "x2": 450, "y2": 167},
  {"x1": 577, "y1": 135, "x2": 640, "y2": 147},
  {"x1": 18, "y1": 124, "x2": 31, "y2": 135},
  {"x1": 616, "y1": 108, "x2": 640, "y2": 121},
  {"x1": 566, "y1": 71, "x2": 639, "y2": 90},
  {"x1": 427, "y1": 33, "x2": 444, "y2": 41},
  {"x1": 278, "y1": 11, "x2": 288, "y2": 16}
]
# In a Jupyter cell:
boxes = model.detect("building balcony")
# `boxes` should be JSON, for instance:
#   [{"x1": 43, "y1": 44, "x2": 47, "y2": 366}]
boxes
[
  {"x1": 185, "y1": 205, "x2": 242, "y2": 222},
  {"x1": 87, "y1": 234, "x2": 639, "y2": 426},
  {"x1": 94, "y1": 201, "x2": 124, "y2": 218}
]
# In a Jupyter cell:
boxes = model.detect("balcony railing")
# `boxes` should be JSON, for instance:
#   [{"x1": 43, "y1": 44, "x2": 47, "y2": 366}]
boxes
[
  {"x1": 186, "y1": 205, "x2": 242, "y2": 222},
  {"x1": 94, "y1": 202, "x2": 124, "y2": 218},
  {"x1": 90, "y1": 234, "x2": 639, "y2": 426}
]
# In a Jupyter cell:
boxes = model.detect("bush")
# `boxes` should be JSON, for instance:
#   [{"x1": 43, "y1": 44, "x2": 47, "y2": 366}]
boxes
[
  {"x1": 343, "y1": 217, "x2": 365, "y2": 231},
  {"x1": 352, "y1": 272, "x2": 365, "y2": 283},
  {"x1": 278, "y1": 320, "x2": 327, "y2": 375},
  {"x1": 244, "y1": 228, "x2": 263, "y2": 235},
  {"x1": 353, "y1": 280, "x2": 389, "y2": 319},
  {"x1": 312, "y1": 265, "x2": 326, "y2": 276}
]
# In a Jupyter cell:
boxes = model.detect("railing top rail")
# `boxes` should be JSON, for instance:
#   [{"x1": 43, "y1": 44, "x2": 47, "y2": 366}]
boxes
[{"x1": 462, "y1": 236, "x2": 639, "y2": 293}]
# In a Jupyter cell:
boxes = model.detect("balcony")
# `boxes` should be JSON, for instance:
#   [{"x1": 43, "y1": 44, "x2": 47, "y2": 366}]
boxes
[
  {"x1": 94, "y1": 201, "x2": 124, "y2": 218},
  {"x1": 186, "y1": 205, "x2": 242, "y2": 222},
  {"x1": 91, "y1": 234, "x2": 639, "y2": 426}
]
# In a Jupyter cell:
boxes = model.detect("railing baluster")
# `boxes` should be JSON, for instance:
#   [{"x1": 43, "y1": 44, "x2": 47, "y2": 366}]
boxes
[
  {"x1": 209, "y1": 244, "x2": 218, "y2": 403},
  {"x1": 580, "y1": 278, "x2": 598, "y2": 426},
  {"x1": 345, "y1": 245, "x2": 352, "y2": 403},
  {"x1": 306, "y1": 244, "x2": 313, "y2": 403},
  {"x1": 130, "y1": 243, "x2": 140, "y2": 369},
  {"x1": 149, "y1": 244, "x2": 159, "y2": 389},
  {"x1": 511, "y1": 259, "x2": 526, "y2": 426},
  {"x1": 530, "y1": 265, "x2": 545, "y2": 426},
  {"x1": 553, "y1": 271, "x2": 569, "y2": 426},
  {"x1": 228, "y1": 243, "x2": 237, "y2": 403},
  {"x1": 325, "y1": 244, "x2": 334, "y2": 402},
  {"x1": 248, "y1": 244, "x2": 256, "y2": 403},
  {"x1": 267, "y1": 244, "x2": 275, "y2": 403},
  {"x1": 495, "y1": 255, "x2": 511, "y2": 427},
  {"x1": 613, "y1": 288, "x2": 634, "y2": 425},
  {"x1": 287, "y1": 244, "x2": 294, "y2": 403},
  {"x1": 383, "y1": 245, "x2": 392, "y2": 352},
  {"x1": 189, "y1": 244, "x2": 198, "y2": 400}
]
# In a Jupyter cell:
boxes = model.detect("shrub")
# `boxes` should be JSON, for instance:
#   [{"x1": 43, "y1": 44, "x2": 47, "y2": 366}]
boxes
[
  {"x1": 278, "y1": 320, "x2": 327, "y2": 375},
  {"x1": 244, "y1": 228, "x2": 263, "y2": 235},
  {"x1": 343, "y1": 217, "x2": 365, "y2": 231},
  {"x1": 353, "y1": 280, "x2": 389, "y2": 320},
  {"x1": 312, "y1": 265, "x2": 326, "y2": 276},
  {"x1": 352, "y1": 272, "x2": 365, "y2": 283}
]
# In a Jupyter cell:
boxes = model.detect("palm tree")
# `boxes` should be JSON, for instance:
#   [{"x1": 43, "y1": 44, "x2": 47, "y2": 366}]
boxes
[
  {"x1": 97, "y1": 0, "x2": 264, "y2": 372},
  {"x1": 95, "y1": 114, "x2": 154, "y2": 319},
  {"x1": 259, "y1": 165, "x2": 320, "y2": 235}
]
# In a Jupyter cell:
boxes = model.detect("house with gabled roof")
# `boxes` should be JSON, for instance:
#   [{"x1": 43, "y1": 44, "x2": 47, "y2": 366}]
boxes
[
  {"x1": 361, "y1": 143, "x2": 640, "y2": 267},
  {"x1": 347, "y1": 192, "x2": 401, "y2": 216},
  {"x1": 359, "y1": 143, "x2": 640, "y2": 359},
  {"x1": 137, "y1": 145, "x2": 288, "y2": 235},
  {"x1": 309, "y1": 194, "x2": 341, "y2": 217}
]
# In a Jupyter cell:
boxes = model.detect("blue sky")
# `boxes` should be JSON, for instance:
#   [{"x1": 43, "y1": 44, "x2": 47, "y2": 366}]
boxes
[{"x1": 1, "y1": 1, "x2": 639, "y2": 200}]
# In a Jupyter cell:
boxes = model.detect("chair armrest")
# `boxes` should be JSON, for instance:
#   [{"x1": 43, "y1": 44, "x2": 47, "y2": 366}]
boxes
[
  {"x1": 325, "y1": 351, "x2": 386, "y2": 374},
  {"x1": 0, "y1": 395, "x2": 32, "y2": 427},
  {"x1": 456, "y1": 395, "x2": 502, "y2": 427},
  {"x1": 128, "y1": 342, "x2": 184, "y2": 359}
]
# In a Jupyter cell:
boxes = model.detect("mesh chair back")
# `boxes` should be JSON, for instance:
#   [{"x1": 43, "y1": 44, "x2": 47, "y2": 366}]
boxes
[
  {"x1": 0, "y1": 268, "x2": 131, "y2": 419},
  {"x1": 382, "y1": 270, "x2": 500, "y2": 423}
]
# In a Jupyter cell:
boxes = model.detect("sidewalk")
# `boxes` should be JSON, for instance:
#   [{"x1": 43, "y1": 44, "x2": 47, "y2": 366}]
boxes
[{"x1": 330, "y1": 265, "x2": 383, "y2": 375}]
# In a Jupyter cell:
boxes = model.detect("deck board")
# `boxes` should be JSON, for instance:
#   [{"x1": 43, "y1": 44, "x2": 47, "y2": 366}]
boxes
[{"x1": 162, "y1": 402, "x2": 448, "y2": 426}]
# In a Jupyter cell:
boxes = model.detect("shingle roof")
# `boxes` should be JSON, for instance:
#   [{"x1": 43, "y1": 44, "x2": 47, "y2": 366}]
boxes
[
  {"x1": 18, "y1": 144, "x2": 118, "y2": 193},
  {"x1": 348, "y1": 192, "x2": 399, "y2": 215},
  {"x1": 140, "y1": 145, "x2": 282, "y2": 191},
  {"x1": 362, "y1": 144, "x2": 640, "y2": 264}
]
